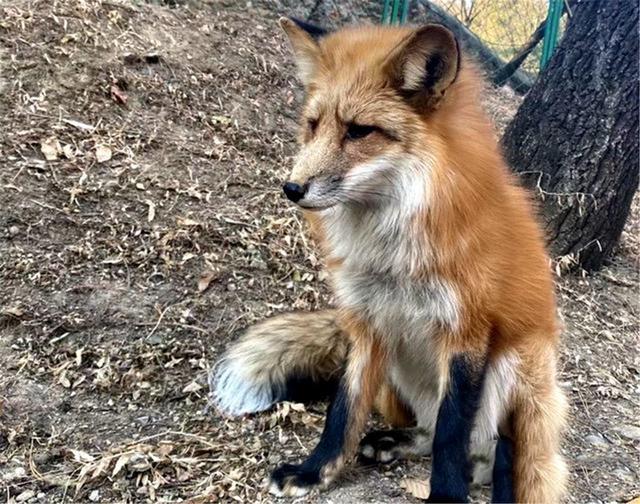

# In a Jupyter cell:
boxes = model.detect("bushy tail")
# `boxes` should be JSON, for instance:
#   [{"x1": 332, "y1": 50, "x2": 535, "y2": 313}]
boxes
[
  {"x1": 209, "y1": 310, "x2": 348, "y2": 416},
  {"x1": 513, "y1": 371, "x2": 568, "y2": 503}
]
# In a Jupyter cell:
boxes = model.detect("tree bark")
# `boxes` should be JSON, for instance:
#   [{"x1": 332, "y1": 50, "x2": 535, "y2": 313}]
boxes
[{"x1": 502, "y1": 0, "x2": 639, "y2": 271}]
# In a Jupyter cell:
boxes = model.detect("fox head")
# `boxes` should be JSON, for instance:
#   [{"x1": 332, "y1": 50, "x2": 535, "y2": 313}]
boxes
[{"x1": 279, "y1": 18, "x2": 461, "y2": 212}]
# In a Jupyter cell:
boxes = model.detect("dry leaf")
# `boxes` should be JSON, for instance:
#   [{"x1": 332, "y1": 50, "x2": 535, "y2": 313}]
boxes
[
  {"x1": 177, "y1": 217, "x2": 202, "y2": 227},
  {"x1": 69, "y1": 449, "x2": 95, "y2": 464},
  {"x1": 95, "y1": 144, "x2": 112, "y2": 163},
  {"x1": 110, "y1": 84, "x2": 128, "y2": 105},
  {"x1": 146, "y1": 200, "x2": 156, "y2": 222},
  {"x1": 1, "y1": 306, "x2": 24, "y2": 317},
  {"x1": 127, "y1": 453, "x2": 151, "y2": 472},
  {"x1": 72, "y1": 375, "x2": 87, "y2": 388},
  {"x1": 91, "y1": 457, "x2": 111, "y2": 479},
  {"x1": 198, "y1": 270, "x2": 218, "y2": 292},
  {"x1": 112, "y1": 454, "x2": 130, "y2": 476},
  {"x1": 182, "y1": 381, "x2": 202, "y2": 393},
  {"x1": 400, "y1": 477, "x2": 430, "y2": 500},
  {"x1": 157, "y1": 442, "x2": 174, "y2": 457},
  {"x1": 59, "y1": 371, "x2": 71, "y2": 388},
  {"x1": 62, "y1": 144, "x2": 76, "y2": 159},
  {"x1": 41, "y1": 137, "x2": 61, "y2": 161},
  {"x1": 63, "y1": 118, "x2": 95, "y2": 131}
]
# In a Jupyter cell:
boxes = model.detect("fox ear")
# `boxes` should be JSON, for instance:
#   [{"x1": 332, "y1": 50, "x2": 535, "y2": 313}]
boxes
[
  {"x1": 279, "y1": 17, "x2": 327, "y2": 86},
  {"x1": 385, "y1": 24, "x2": 460, "y2": 109}
]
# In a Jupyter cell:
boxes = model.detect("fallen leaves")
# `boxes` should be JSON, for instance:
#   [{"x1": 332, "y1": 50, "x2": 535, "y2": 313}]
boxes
[
  {"x1": 40, "y1": 137, "x2": 62, "y2": 160},
  {"x1": 181, "y1": 381, "x2": 203, "y2": 394},
  {"x1": 146, "y1": 199, "x2": 156, "y2": 222},
  {"x1": 65, "y1": 432, "x2": 230, "y2": 499},
  {"x1": 400, "y1": 477, "x2": 431, "y2": 500},
  {"x1": 110, "y1": 82, "x2": 128, "y2": 105},
  {"x1": 197, "y1": 270, "x2": 218, "y2": 292},
  {"x1": 95, "y1": 144, "x2": 112, "y2": 163}
]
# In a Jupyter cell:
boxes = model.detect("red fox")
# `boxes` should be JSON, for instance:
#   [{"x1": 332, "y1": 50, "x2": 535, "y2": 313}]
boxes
[{"x1": 211, "y1": 18, "x2": 568, "y2": 503}]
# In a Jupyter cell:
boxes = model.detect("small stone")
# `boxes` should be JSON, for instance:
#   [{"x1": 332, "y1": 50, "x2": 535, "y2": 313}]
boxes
[
  {"x1": 88, "y1": 489, "x2": 100, "y2": 502},
  {"x1": 585, "y1": 433, "x2": 608, "y2": 447},
  {"x1": 5, "y1": 466, "x2": 26, "y2": 482},
  {"x1": 249, "y1": 258, "x2": 267, "y2": 270},
  {"x1": 8, "y1": 225, "x2": 19, "y2": 236},
  {"x1": 612, "y1": 467, "x2": 634, "y2": 483},
  {"x1": 147, "y1": 334, "x2": 163, "y2": 345},
  {"x1": 616, "y1": 424, "x2": 640, "y2": 441},
  {"x1": 15, "y1": 490, "x2": 35, "y2": 502},
  {"x1": 227, "y1": 282, "x2": 236, "y2": 292}
]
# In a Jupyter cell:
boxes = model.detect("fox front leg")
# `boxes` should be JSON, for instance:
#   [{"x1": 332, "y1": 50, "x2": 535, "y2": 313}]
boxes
[
  {"x1": 427, "y1": 354, "x2": 487, "y2": 503},
  {"x1": 268, "y1": 336, "x2": 385, "y2": 497}
]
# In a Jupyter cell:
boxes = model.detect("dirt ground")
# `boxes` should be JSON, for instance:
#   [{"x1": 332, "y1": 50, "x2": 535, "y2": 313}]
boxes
[{"x1": 0, "y1": 1, "x2": 638, "y2": 503}]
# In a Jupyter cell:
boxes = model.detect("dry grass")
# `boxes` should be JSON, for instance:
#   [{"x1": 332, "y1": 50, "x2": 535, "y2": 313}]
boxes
[{"x1": 0, "y1": 1, "x2": 637, "y2": 503}]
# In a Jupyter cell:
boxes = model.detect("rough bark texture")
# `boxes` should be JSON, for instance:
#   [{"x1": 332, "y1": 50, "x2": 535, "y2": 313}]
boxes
[{"x1": 502, "y1": 0, "x2": 639, "y2": 271}]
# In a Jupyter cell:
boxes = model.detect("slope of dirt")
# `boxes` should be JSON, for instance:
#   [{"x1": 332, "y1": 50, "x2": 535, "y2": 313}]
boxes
[{"x1": 0, "y1": 1, "x2": 637, "y2": 503}]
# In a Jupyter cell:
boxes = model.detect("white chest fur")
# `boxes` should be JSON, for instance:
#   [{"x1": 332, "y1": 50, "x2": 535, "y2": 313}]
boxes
[{"x1": 332, "y1": 267, "x2": 460, "y2": 340}]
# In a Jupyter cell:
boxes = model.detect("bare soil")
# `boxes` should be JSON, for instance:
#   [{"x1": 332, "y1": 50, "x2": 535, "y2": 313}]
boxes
[{"x1": 0, "y1": 1, "x2": 638, "y2": 503}]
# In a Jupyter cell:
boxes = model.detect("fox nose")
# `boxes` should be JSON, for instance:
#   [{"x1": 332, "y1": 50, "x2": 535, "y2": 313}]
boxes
[{"x1": 282, "y1": 182, "x2": 306, "y2": 203}]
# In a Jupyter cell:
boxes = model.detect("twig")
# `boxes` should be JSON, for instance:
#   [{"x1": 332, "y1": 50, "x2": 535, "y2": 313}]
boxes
[{"x1": 145, "y1": 305, "x2": 172, "y2": 339}]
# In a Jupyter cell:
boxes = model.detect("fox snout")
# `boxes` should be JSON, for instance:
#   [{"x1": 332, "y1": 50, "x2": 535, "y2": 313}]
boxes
[{"x1": 282, "y1": 182, "x2": 307, "y2": 202}]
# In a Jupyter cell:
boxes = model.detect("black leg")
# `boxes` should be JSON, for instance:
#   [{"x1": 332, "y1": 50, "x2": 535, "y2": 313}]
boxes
[
  {"x1": 274, "y1": 372, "x2": 342, "y2": 404},
  {"x1": 269, "y1": 378, "x2": 349, "y2": 495},
  {"x1": 428, "y1": 355, "x2": 486, "y2": 503},
  {"x1": 491, "y1": 434, "x2": 515, "y2": 503}
]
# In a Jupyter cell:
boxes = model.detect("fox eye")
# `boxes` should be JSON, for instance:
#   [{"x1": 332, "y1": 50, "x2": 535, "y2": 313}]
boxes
[
  {"x1": 346, "y1": 123, "x2": 377, "y2": 140},
  {"x1": 308, "y1": 118, "x2": 319, "y2": 134}
]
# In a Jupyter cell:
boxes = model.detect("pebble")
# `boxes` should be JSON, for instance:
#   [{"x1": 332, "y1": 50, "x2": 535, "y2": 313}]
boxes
[
  {"x1": 585, "y1": 433, "x2": 608, "y2": 448},
  {"x1": 616, "y1": 424, "x2": 640, "y2": 441},
  {"x1": 15, "y1": 490, "x2": 35, "y2": 502},
  {"x1": 5, "y1": 466, "x2": 26, "y2": 482},
  {"x1": 612, "y1": 467, "x2": 635, "y2": 483},
  {"x1": 8, "y1": 225, "x2": 19, "y2": 236},
  {"x1": 89, "y1": 489, "x2": 100, "y2": 502}
]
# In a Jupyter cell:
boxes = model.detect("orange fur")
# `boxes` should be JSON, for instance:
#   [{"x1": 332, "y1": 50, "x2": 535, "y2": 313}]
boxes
[
  {"x1": 292, "y1": 23, "x2": 567, "y2": 502},
  {"x1": 339, "y1": 311, "x2": 388, "y2": 456},
  {"x1": 216, "y1": 21, "x2": 568, "y2": 502}
]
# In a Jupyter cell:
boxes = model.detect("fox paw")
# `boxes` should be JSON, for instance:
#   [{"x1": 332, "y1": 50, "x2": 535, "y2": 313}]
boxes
[
  {"x1": 359, "y1": 431, "x2": 403, "y2": 463},
  {"x1": 359, "y1": 427, "x2": 432, "y2": 464},
  {"x1": 268, "y1": 464, "x2": 321, "y2": 497}
]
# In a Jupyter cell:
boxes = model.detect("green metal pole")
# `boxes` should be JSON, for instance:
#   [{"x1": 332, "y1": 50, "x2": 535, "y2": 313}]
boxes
[
  {"x1": 390, "y1": 0, "x2": 400, "y2": 24},
  {"x1": 382, "y1": 0, "x2": 391, "y2": 24},
  {"x1": 400, "y1": 0, "x2": 411, "y2": 24},
  {"x1": 540, "y1": 0, "x2": 563, "y2": 69},
  {"x1": 382, "y1": 0, "x2": 410, "y2": 25}
]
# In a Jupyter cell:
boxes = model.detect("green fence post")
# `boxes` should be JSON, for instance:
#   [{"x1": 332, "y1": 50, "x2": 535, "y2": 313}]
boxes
[
  {"x1": 382, "y1": 0, "x2": 391, "y2": 24},
  {"x1": 382, "y1": 0, "x2": 411, "y2": 25},
  {"x1": 390, "y1": 0, "x2": 400, "y2": 24},
  {"x1": 400, "y1": 0, "x2": 410, "y2": 24},
  {"x1": 540, "y1": 0, "x2": 563, "y2": 69}
]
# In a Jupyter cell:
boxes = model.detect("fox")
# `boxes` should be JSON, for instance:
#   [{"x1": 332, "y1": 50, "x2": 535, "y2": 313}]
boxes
[{"x1": 210, "y1": 18, "x2": 568, "y2": 503}]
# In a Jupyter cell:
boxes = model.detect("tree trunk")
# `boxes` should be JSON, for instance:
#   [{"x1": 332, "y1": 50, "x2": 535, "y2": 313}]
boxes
[{"x1": 501, "y1": 0, "x2": 639, "y2": 271}]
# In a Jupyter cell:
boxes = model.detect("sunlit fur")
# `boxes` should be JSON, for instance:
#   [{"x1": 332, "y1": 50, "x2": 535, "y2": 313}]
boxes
[{"x1": 212, "y1": 21, "x2": 567, "y2": 502}]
